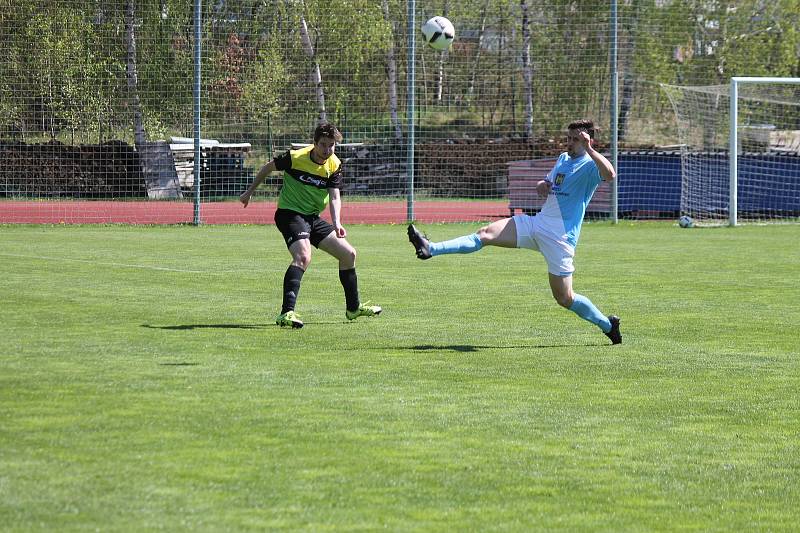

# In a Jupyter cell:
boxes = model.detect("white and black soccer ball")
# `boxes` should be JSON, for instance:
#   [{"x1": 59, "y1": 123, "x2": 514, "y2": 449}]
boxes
[
  {"x1": 678, "y1": 215, "x2": 694, "y2": 228},
  {"x1": 421, "y1": 16, "x2": 455, "y2": 51}
]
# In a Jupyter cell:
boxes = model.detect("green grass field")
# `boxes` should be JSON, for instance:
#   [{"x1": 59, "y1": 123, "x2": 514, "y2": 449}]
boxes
[{"x1": 2, "y1": 222, "x2": 799, "y2": 531}]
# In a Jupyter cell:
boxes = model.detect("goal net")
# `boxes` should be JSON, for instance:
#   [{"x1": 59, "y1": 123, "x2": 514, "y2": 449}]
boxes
[{"x1": 662, "y1": 78, "x2": 800, "y2": 226}]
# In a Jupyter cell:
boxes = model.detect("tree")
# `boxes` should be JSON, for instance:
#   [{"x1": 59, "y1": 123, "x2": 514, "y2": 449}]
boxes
[
  {"x1": 298, "y1": 3, "x2": 326, "y2": 124},
  {"x1": 125, "y1": 0, "x2": 147, "y2": 147},
  {"x1": 434, "y1": 1, "x2": 450, "y2": 104},
  {"x1": 239, "y1": 47, "x2": 289, "y2": 122},
  {"x1": 520, "y1": 0, "x2": 533, "y2": 140},
  {"x1": 467, "y1": 0, "x2": 490, "y2": 102},
  {"x1": 382, "y1": 0, "x2": 403, "y2": 140}
]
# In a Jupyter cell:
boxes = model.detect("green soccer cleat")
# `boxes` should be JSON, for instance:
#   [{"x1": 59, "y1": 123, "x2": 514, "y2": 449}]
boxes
[
  {"x1": 276, "y1": 310, "x2": 303, "y2": 329},
  {"x1": 345, "y1": 303, "x2": 383, "y2": 321}
]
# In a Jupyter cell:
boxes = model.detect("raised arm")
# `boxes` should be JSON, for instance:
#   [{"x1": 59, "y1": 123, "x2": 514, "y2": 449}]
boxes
[
  {"x1": 239, "y1": 159, "x2": 278, "y2": 207},
  {"x1": 580, "y1": 131, "x2": 616, "y2": 182}
]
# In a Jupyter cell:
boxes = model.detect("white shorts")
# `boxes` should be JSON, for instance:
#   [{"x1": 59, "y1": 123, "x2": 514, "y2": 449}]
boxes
[{"x1": 513, "y1": 214, "x2": 575, "y2": 276}]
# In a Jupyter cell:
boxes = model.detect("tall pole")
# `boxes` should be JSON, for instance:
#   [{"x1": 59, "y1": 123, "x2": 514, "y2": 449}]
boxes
[
  {"x1": 729, "y1": 78, "x2": 738, "y2": 227},
  {"x1": 406, "y1": 0, "x2": 416, "y2": 222},
  {"x1": 193, "y1": 0, "x2": 202, "y2": 225},
  {"x1": 610, "y1": 0, "x2": 619, "y2": 224}
]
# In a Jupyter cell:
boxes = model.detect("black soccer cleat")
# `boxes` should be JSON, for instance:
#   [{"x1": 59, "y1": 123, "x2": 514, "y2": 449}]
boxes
[
  {"x1": 604, "y1": 315, "x2": 622, "y2": 345},
  {"x1": 407, "y1": 224, "x2": 432, "y2": 260}
]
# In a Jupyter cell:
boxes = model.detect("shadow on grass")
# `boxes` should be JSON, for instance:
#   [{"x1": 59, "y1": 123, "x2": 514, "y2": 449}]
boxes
[
  {"x1": 142, "y1": 323, "x2": 266, "y2": 330},
  {"x1": 158, "y1": 362, "x2": 200, "y2": 366},
  {"x1": 142, "y1": 321, "x2": 346, "y2": 330},
  {"x1": 411, "y1": 342, "x2": 607, "y2": 352}
]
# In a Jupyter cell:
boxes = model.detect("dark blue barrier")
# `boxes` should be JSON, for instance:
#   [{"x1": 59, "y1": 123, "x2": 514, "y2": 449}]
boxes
[
  {"x1": 618, "y1": 152, "x2": 682, "y2": 214},
  {"x1": 738, "y1": 155, "x2": 800, "y2": 212},
  {"x1": 617, "y1": 151, "x2": 800, "y2": 215}
]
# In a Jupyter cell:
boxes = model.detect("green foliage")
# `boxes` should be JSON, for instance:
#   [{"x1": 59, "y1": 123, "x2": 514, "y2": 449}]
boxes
[
  {"x1": 1, "y1": 1, "x2": 799, "y2": 144},
  {"x1": 15, "y1": 7, "x2": 98, "y2": 138},
  {"x1": 239, "y1": 48, "x2": 290, "y2": 120},
  {"x1": 306, "y1": 0, "x2": 393, "y2": 58},
  {"x1": 716, "y1": 0, "x2": 800, "y2": 78}
]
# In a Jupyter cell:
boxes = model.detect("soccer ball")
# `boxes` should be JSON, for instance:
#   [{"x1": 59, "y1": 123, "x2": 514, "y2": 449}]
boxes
[
  {"x1": 421, "y1": 16, "x2": 455, "y2": 51},
  {"x1": 678, "y1": 215, "x2": 694, "y2": 228}
]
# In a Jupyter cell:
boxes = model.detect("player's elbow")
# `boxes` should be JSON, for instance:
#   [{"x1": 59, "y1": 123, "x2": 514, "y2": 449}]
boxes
[
  {"x1": 536, "y1": 180, "x2": 551, "y2": 197},
  {"x1": 603, "y1": 169, "x2": 616, "y2": 182}
]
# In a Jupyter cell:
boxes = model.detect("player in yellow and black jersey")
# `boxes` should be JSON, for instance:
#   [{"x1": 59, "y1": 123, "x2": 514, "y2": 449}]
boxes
[{"x1": 240, "y1": 123, "x2": 382, "y2": 328}]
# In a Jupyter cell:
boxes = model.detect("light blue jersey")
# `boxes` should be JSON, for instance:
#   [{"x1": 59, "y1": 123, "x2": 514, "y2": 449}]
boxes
[{"x1": 534, "y1": 152, "x2": 602, "y2": 247}]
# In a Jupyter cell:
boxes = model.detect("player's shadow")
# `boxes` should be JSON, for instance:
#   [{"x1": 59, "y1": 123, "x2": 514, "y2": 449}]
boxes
[
  {"x1": 141, "y1": 323, "x2": 266, "y2": 330},
  {"x1": 141, "y1": 321, "x2": 343, "y2": 330},
  {"x1": 410, "y1": 342, "x2": 606, "y2": 352}
]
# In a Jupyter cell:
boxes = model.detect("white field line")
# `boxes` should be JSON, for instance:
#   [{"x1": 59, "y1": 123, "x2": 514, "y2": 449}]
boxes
[{"x1": 0, "y1": 252, "x2": 247, "y2": 274}]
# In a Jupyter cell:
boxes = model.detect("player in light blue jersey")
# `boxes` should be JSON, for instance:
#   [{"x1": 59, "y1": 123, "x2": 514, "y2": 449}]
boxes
[{"x1": 407, "y1": 119, "x2": 622, "y2": 344}]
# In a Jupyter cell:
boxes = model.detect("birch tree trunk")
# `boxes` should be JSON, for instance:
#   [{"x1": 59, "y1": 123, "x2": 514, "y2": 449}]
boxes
[
  {"x1": 299, "y1": 13, "x2": 326, "y2": 124},
  {"x1": 618, "y1": 3, "x2": 640, "y2": 141},
  {"x1": 381, "y1": 0, "x2": 403, "y2": 140},
  {"x1": 435, "y1": 1, "x2": 449, "y2": 104},
  {"x1": 467, "y1": 0, "x2": 490, "y2": 102},
  {"x1": 126, "y1": 0, "x2": 180, "y2": 198},
  {"x1": 520, "y1": 0, "x2": 534, "y2": 141},
  {"x1": 125, "y1": 0, "x2": 146, "y2": 147}
]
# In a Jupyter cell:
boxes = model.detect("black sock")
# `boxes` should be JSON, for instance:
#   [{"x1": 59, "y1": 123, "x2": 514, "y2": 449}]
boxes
[
  {"x1": 339, "y1": 268, "x2": 360, "y2": 312},
  {"x1": 281, "y1": 265, "x2": 305, "y2": 314}
]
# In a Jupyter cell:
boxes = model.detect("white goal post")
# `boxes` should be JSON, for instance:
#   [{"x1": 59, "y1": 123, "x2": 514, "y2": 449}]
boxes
[
  {"x1": 663, "y1": 77, "x2": 800, "y2": 226},
  {"x1": 730, "y1": 77, "x2": 800, "y2": 226}
]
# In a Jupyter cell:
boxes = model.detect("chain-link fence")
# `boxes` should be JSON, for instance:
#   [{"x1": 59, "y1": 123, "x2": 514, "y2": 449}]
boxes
[{"x1": 1, "y1": 0, "x2": 798, "y2": 223}]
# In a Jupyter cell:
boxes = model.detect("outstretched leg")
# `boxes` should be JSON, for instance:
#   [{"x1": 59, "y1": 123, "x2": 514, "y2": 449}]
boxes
[{"x1": 407, "y1": 218, "x2": 518, "y2": 260}]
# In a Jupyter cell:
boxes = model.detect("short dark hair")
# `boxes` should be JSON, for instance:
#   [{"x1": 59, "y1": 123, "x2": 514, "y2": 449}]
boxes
[
  {"x1": 314, "y1": 122, "x2": 343, "y2": 143},
  {"x1": 567, "y1": 119, "x2": 595, "y2": 139}
]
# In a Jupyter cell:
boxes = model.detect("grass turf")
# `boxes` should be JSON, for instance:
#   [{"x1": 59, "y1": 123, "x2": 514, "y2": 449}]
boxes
[{"x1": 1, "y1": 222, "x2": 798, "y2": 531}]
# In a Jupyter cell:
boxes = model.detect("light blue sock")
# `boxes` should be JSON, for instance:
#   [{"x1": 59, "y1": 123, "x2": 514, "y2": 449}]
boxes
[
  {"x1": 430, "y1": 233, "x2": 483, "y2": 256},
  {"x1": 569, "y1": 293, "x2": 611, "y2": 332}
]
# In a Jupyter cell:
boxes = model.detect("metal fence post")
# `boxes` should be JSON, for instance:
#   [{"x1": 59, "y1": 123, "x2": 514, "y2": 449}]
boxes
[
  {"x1": 610, "y1": 0, "x2": 619, "y2": 224},
  {"x1": 406, "y1": 0, "x2": 415, "y2": 222},
  {"x1": 193, "y1": 0, "x2": 202, "y2": 225}
]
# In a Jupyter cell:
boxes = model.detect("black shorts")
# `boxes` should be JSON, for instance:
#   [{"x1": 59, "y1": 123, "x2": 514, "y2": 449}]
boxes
[{"x1": 274, "y1": 208, "x2": 334, "y2": 248}]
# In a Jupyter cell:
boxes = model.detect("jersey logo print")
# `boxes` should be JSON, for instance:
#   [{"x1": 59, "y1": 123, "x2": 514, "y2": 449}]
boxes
[
  {"x1": 293, "y1": 172, "x2": 327, "y2": 188},
  {"x1": 554, "y1": 173, "x2": 566, "y2": 187}
]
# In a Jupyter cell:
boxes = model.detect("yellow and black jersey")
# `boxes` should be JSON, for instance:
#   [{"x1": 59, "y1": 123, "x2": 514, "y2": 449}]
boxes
[{"x1": 274, "y1": 145, "x2": 342, "y2": 215}]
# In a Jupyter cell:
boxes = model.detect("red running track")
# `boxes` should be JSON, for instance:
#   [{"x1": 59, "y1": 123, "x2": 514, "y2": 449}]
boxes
[{"x1": 0, "y1": 200, "x2": 512, "y2": 225}]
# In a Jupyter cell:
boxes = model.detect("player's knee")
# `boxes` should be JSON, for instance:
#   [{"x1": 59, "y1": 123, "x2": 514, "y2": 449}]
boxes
[
  {"x1": 343, "y1": 247, "x2": 357, "y2": 266},
  {"x1": 553, "y1": 292, "x2": 573, "y2": 308},
  {"x1": 293, "y1": 254, "x2": 312, "y2": 270},
  {"x1": 476, "y1": 225, "x2": 492, "y2": 243}
]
